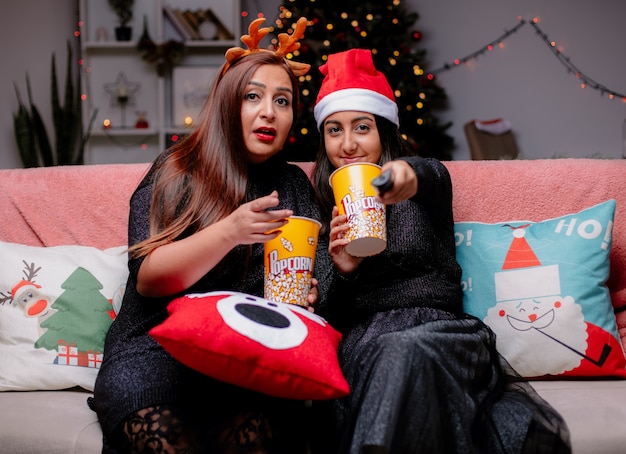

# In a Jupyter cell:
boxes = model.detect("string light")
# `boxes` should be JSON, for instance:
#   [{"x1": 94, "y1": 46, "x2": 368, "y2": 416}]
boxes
[
  {"x1": 427, "y1": 17, "x2": 626, "y2": 102},
  {"x1": 429, "y1": 18, "x2": 525, "y2": 75},
  {"x1": 527, "y1": 19, "x2": 626, "y2": 102}
]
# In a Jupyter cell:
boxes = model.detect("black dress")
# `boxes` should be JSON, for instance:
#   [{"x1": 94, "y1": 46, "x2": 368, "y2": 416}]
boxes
[
  {"x1": 91, "y1": 153, "x2": 332, "y2": 451},
  {"x1": 315, "y1": 156, "x2": 571, "y2": 454}
]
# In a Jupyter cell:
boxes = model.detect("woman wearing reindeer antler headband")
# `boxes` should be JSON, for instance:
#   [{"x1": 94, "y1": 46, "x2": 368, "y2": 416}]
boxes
[{"x1": 91, "y1": 18, "x2": 330, "y2": 453}]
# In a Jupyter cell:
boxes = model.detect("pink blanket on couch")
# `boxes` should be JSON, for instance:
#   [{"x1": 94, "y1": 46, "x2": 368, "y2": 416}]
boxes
[
  {"x1": 0, "y1": 159, "x2": 624, "y2": 346},
  {"x1": 300, "y1": 159, "x2": 626, "y2": 344},
  {"x1": 444, "y1": 159, "x2": 626, "y2": 345},
  {"x1": 0, "y1": 163, "x2": 149, "y2": 249}
]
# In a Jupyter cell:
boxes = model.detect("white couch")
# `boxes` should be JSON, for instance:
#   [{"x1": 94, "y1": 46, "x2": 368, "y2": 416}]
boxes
[{"x1": 1, "y1": 160, "x2": 625, "y2": 453}]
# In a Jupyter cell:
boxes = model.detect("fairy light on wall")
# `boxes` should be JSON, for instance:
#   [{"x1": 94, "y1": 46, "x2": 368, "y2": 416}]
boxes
[
  {"x1": 527, "y1": 18, "x2": 626, "y2": 101},
  {"x1": 76, "y1": 16, "x2": 102, "y2": 137},
  {"x1": 427, "y1": 17, "x2": 626, "y2": 102}
]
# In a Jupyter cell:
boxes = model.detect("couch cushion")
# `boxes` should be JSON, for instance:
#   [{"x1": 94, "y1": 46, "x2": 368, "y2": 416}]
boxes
[
  {"x1": 149, "y1": 291, "x2": 350, "y2": 400},
  {"x1": 533, "y1": 380, "x2": 626, "y2": 454},
  {"x1": 0, "y1": 242, "x2": 128, "y2": 391},
  {"x1": 455, "y1": 200, "x2": 626, "y2": 378},
  {"x1": 0, "y1": 390, "x2": 101, "y2": 453}
]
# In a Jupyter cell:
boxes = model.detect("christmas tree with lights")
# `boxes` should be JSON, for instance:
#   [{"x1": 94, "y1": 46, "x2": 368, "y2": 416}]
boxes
[{"x1": 273, "y1": 0, "x2": 454, "y2": 161}]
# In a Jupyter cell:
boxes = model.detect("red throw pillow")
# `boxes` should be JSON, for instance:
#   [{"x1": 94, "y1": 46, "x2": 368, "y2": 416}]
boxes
[{"x1": 149, "y1": 291, "x2": 350, "y2": 400}]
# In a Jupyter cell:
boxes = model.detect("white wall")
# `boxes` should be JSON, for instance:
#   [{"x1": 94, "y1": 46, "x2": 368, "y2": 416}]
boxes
[
  {"x1": 254, "y1": 0, "x2": 626, "y2": 160},
  {"x1": 414, "y1": 0, "x2": 626, "y2": 160},
  {"x1": 2, "y1": 0, "x2": 626, "y2": 167},
  {"x1": 1, "y1": 0, "x2": 77, "y2": 169}
]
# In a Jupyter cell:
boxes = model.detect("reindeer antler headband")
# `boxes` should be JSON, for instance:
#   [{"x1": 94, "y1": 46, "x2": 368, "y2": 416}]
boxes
[{"x1": 222, "y1": 17, "x2": 311, "y2": 77}]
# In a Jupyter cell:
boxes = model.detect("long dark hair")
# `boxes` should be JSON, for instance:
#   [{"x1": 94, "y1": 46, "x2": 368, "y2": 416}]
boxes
[
  {"x1": 313, "y1": 115, "x2": 417, "y2": 231},
  {"x1": 130, "y1": 52, "x2": 300, "y2": 258}
]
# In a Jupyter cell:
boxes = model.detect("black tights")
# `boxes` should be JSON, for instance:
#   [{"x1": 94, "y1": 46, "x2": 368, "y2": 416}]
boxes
[
  {"x1": 119, "y1": 405, "x2": 198, "y2": 453},
  {"x1": 107, "y1": 403, "x2": 304, "y2": 454}
]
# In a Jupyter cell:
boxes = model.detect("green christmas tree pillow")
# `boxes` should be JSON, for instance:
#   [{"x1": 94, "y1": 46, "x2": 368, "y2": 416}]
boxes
[{"x1": 0, "y1": 242, "x2": 128, "y2": 391}]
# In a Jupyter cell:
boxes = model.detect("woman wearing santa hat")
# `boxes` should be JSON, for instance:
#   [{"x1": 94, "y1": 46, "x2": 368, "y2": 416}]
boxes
[{"x1": 312, "y1": 48, "x2": 571, "y2": 454}]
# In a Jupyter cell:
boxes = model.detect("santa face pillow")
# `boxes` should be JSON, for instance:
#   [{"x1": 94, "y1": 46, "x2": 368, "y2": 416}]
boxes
[
  {"x1": 455, "y1": 200, "x2": 626, "y2": 379},
  {"x1": 149, "y1": 291, "x2": 350, "y2": 400}
]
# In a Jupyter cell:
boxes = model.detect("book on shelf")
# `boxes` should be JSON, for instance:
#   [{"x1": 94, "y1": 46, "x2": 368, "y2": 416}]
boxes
[
  {"x1": 173, "y1": 8, "x2": 200, "y2": 40},
  {"x1": 204, "y1": 9, "x2": 234, "y2": 41},
  {"x1": 163, "y1": 6, "x2": 234, "y2": 42},
  {"x1": 163, "y1": 5, "x2": 191, "y2": 41},
  {"x1": 183, "y1": 10, "x2": 200, "y2": 32}
]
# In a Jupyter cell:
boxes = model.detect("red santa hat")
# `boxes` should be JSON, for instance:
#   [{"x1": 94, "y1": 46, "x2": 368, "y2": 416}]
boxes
[
  {"x1": 11, "y1": 280, "x2": 41, "y2": 299},
  {"x1": 495, "y1": 226, "x2": 561, "y2": 302},
  {"x1": 501, "y1": 225, "x2": 541, "y2": 269},
  {"x1": 313, "y1": 49, "x2": 399, "y2": 129}
]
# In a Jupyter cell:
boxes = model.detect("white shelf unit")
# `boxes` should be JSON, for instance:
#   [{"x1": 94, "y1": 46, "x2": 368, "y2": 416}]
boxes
[{"x1": 79, "y1": 0, "x2": 241, "y2": 164}]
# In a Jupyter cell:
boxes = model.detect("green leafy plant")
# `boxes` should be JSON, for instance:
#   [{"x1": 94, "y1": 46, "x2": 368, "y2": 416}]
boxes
[
  {"x1": 13, "y1": 41, "x2": 96, "y2": 167},
  {"x1": 108, "y1": 0, "x2": 134, "y2": 26}
]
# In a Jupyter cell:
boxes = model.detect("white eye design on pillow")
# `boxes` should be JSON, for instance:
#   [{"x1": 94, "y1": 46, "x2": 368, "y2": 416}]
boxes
[{"x1": 206, "y1": 292, "x2": 315, "y2": 350}]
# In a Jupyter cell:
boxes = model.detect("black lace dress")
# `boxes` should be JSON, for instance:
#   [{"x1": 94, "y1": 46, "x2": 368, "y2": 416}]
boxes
[{"x1": 91, "y1": 154, "x2": 332, "y2": 453}]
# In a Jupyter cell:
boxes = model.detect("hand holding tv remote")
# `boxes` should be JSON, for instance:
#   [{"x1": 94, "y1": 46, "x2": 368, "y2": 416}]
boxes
[{"x1": 371, "y1": 169, "x2": 393, "y2": 196}]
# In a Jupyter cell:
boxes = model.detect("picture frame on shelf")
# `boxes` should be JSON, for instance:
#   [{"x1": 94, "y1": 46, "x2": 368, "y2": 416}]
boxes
[{"x1": 172, "y1": 66, "x2": 219, "y2": 128}]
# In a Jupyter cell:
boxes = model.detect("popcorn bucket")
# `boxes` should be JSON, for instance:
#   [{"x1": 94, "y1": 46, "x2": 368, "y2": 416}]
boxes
[
  {"x1": 264, "y1": 216, "x2": 321, "y2": 307},
  {"x1": 329, "y1": 163, "x2": 387, "y2": 257}
]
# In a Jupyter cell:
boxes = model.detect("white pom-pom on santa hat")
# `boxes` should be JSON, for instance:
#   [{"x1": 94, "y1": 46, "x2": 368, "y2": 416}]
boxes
[{"x1": 313, "y1": 48, "x2": 399, "y2": 129}]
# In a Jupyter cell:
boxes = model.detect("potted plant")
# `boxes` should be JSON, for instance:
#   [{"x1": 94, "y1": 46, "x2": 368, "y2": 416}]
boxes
[
  {"x1": 13, "y1": 41, "x2": 97, "y2": 167},
  {"x1": 108, "y1": 0, "x2": 134, "y2": 41}
]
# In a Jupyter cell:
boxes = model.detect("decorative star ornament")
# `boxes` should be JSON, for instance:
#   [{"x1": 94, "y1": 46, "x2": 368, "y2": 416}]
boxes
[{"x1": 104, "y1": 72, "x2": 140, "y2": 107}]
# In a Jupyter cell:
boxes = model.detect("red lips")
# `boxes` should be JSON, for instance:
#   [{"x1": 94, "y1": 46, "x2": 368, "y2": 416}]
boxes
[{"x1": 254, "y1": 127, "x2": 276, "y2": 142}]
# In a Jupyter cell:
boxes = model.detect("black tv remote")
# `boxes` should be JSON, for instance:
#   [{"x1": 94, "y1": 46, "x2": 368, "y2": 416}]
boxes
[{"x1": 371, "y1": 169, "x2": 393, "y2": 195}]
